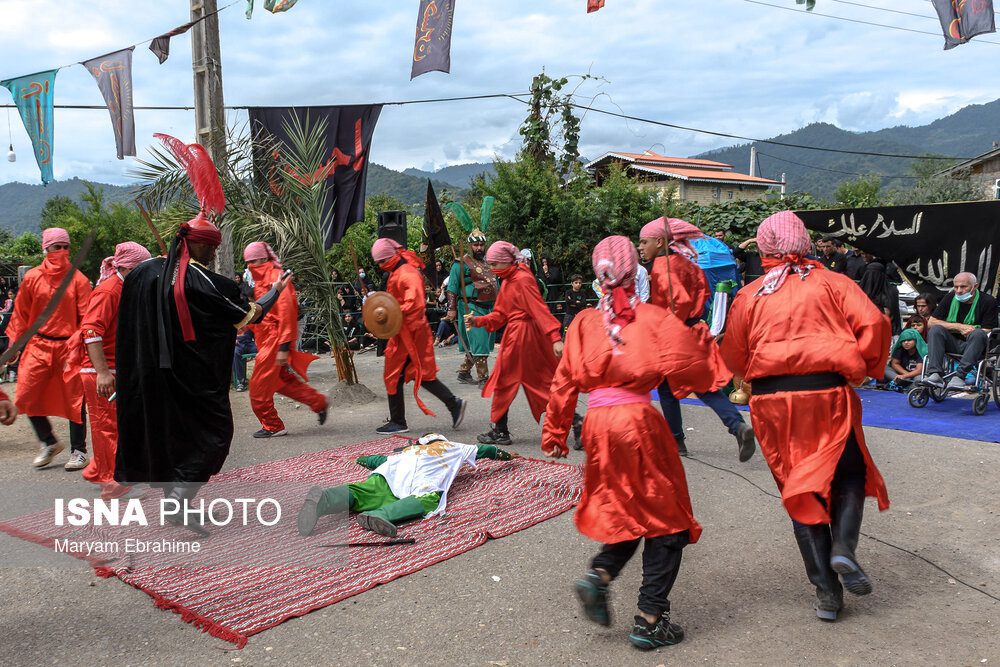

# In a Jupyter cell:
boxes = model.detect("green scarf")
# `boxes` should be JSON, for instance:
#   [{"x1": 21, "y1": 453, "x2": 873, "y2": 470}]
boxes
[
  {"x1": 946, "y1": 290, "x2": 980, "y2": 325},
  {"x1": 891, "y1": 328, "x2": 928, "y2": 359}
]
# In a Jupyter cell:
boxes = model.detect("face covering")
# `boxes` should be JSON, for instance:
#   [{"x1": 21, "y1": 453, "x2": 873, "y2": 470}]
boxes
[
  {"x1": 358, "y1": 271, "x2": 366, "y2": 278},
  {"x1": 956, "y1": 291, "x2": 974, "y2": 303}
]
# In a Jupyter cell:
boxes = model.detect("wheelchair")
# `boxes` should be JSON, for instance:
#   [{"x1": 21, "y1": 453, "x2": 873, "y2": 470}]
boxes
[{"x1": 907, "y1": 329, "x2": 1000, "y2": 416}]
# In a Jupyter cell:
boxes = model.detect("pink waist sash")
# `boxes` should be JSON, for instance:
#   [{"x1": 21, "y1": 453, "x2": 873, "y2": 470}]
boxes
[{"x1": 588, "y1": 386, "x2": 652, "y2": 409}]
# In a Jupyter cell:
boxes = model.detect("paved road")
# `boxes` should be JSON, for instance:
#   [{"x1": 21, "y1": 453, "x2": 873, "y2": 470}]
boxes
[{"x1": 0, "y1": 348, "x2": 997, "y2": 666}]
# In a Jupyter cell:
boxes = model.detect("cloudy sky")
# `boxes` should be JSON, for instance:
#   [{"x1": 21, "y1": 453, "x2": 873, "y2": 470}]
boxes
[{"x1": 0, "y1": 0, "x2": 997, "y2": 185}]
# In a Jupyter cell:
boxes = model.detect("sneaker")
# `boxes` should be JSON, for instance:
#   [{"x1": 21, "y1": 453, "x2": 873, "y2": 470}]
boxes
[
  {"x1": 830, "y1": 555, "x2": 873, "y2": 596},
  {"x1": 477, "y1": 427, "x2": 512, "y2": 447},
  {"x1": 375, "y1": 421, "x2": 409, "y2": 435},
  {"x1": 234, "y1": 383, "x2": 248, "y2": 392},
  {"x1": 734, "y1": 422, "x2": 756, "y2": 463},
  {"x1": 64, "y1": 451, "x2": 88, "y2": 471},
  {"x1": 297, "y1": 486, "x2": 324, "y2": 537},
  {"x1": 450, "y1": 398, "x2": 467, "y2": 429},
  {"x1": 676, "y1": 438, "x2": 689, "y2": 457},
  {"x1": 628, "y1": 613, "x2": 685, "y2": 651},
  {"x1": 946, "y1": 376, "x2": 966, "y2": 392},
  {"x1": 571, "y1": 413, "x2": 584, "y2": 451},
  {"x1": 457, "y1": 371, "x2": 477, "y2": 385},
  {"x1": 574, "y1": 570, "x2": 611, "y2": 626},
  {"x1": 922, "y1": 372, "x2": 944, "y2": 388},
  {"x1": 32, "y1": 442, "x2": 65, "y2": 468},
  {"x1": 253, "y1": 428, "x2": 288, "y2": 439}
]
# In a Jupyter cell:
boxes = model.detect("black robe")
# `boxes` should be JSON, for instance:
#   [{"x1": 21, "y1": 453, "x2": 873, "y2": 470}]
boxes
[{"x1": 115, "y1": 258, "x2": 253, "y2": 484}]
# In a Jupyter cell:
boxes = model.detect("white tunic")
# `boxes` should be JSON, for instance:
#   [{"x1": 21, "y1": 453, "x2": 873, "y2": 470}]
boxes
[{"x1": 373, "y1": 441, "x2": 479, "y2": 516}]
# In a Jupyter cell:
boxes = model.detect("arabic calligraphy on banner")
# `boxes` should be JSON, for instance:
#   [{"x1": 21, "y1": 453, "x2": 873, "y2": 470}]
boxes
[{"x1": 797, "y1": 201, "x2": 1000, "y2": 295}]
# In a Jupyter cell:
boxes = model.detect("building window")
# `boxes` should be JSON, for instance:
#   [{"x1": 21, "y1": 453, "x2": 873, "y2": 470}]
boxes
[
  {"x1": 727, "y1": 191, "x2": 734, "y2": 199},
  {"x1": 713, "y1": 187, "x2": 721, "y2": 199}
]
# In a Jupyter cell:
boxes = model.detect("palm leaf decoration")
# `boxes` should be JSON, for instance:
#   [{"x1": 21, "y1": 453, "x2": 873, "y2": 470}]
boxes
[{"x1": 131, "y1": 115, "x2": 361, "y2": 385}]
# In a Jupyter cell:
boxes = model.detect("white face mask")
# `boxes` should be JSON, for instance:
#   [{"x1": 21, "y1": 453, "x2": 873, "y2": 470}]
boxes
[
  {"x1": 359, "y1": 271, "x2": 366, "y2": 278},
  {"x1": 955, "y1": 291, "x2": 974, "y2": 303}
]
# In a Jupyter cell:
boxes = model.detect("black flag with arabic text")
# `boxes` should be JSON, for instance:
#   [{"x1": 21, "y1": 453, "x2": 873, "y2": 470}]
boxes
[
  {"x1": 248, "y1": 105, "x2": 382, "y2": 248},
  {"x1": 797, "y1": 200, "x2": 1000, "y2": 295}
]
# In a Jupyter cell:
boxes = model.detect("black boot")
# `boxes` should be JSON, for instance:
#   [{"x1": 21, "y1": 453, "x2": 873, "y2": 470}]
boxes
[
  {"x1": 457, "y1": 371, "x2": 476, "y2": 385},
  {"x1": 675, "y1": 436, "x2": 688, "y2": 457},
  {"x1": 793, "y1": 522, "x2": 843, "y2": 621},
  {"x1": 571, "y1": 413, "x2": 584, "y2": 451},
  {"x1": 829, "y1": 485, "x2": 873, "y2": 596}
]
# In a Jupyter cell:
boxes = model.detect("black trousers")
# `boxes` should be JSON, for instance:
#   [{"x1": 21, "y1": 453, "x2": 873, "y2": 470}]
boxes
[
  {"x1": 591, "y1": 530, "x2": 689, "y2": 617},
  {"x1": 29, "y1": 403, "x2": 87, "y2": 453},
  {"x1": 387, "y1": 357, "x2": 458, "y2": 425}
]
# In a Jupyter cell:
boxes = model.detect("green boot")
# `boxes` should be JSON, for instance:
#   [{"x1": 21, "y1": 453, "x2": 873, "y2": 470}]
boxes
[
  {"x1": 357, "y1": 495, "x2": 428, "y2": 538},
  {"x1": 298, "y1": 485, "x2": 354, "y2": 537}
]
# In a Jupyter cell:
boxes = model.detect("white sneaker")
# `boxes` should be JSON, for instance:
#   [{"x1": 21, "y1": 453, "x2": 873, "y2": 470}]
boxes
[
  {"x1": 32, "y1": 442, "x2": 65, "y2": 468},
  {"x1": 64, "y1": 451, "x2": 89, "y2": 471}
]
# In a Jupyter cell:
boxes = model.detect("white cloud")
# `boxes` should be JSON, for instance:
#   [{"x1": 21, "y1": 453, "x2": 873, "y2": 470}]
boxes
[{"x1": 0, "y1": 0, "x2": 996, "y2": 187}]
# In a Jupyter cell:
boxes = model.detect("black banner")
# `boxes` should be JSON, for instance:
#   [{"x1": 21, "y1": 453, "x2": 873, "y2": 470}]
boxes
[
  {"x1": 797, "y1": 201, "x2": 1000, "y2": 295},
  {"x1": 248, "y1": 105, "x2": 382, "y2": 248}
]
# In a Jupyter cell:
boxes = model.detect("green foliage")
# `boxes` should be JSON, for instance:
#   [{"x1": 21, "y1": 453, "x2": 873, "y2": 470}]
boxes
[
  {"x1": 670, "y1": 191, "x2": 823, "y2": 242},
  {"x1": 519, "y1": 71, "x2": 599, "y2": 176},
  {"x1": 887, "y1": 157, "x2": 985, "y2": 205},
  {"x1": 0, "y1": 178, "x2": 135, "y2": 237},
  {"x1": 0, "y1": 231, "x2": 43, "y2": 266},
  {"x1": 834, "y1": 174, "x2": 883, "y2": 207}
]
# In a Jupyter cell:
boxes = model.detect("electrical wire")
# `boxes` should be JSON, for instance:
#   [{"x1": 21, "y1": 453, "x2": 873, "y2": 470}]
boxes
[
  {"x1": 508, "y1": 96, "x2": 972, "y2": 160},
  {"x1": 830, "y1": 0, "x2": 936, "y2": 21},
  {"x1": 755, "y1": 150, "x2": 921, "y2": 179},
  {"x1": 742, "y1": 0, "x2": 1000, "y2": 46},
  {"x1": 686, "y1": 454, "x2": 1000, "y2": 604}
]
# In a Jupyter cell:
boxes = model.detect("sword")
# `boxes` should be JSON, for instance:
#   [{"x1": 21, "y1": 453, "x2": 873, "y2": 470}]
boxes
[
  {"x1": 317, "y1": 538, "x2": 416, "y2": 548},
  {"x1": 0, "y1": 232, "x2": 96, "y2": 367}
]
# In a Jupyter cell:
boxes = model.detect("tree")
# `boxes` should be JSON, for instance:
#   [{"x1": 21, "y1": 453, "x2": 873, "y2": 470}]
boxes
[
  {"x1": 834, "y1": 174, "x2": 883, "y2": 208},
  {"x1": 0, "y1": 231, "x2": 43, "y2": 265},
  {"x1": 519, "y1": 70, "x2": 601, "y2": 177},
  {"x1": 888, "y1": 157, "x2": 985, "y2": 205}
]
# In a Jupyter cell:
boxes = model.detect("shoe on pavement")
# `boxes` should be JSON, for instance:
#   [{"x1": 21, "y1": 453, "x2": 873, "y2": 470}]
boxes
[
  {"x1": 676, "y1": 438, "x2": 689, "y2": 457},
  {"x1": 575, "y1": 570, "x2": 611, "y2": 626},
  {"x1": 64, "y1": 451, "x2": 89, "y2": 471},
  {"x1": 477, "y1": 427, "x2": 512, "y2": 447},
  {"x1": 735, "y1": 422, "x2": 756, "y2": 462},
  {"x1": 317, "y1": 402, "x2": 328, "y2": 426},
  {"x1": 628, "y1": 613, "x2": 685, "y2": 651},
  {"x1": 32, "y1": 442, "x2": 65, "y2": 468},
  {"x1": 252, "y1": 428, "x2": 288, "y2": 439},
  {"x1": 450, "y1": 398, "x2": 467, "y2": 429},
  {"x1": 456, "y1": 371, "x2": 477, "y2": 385},
  {"x1": 375, "y1": 421, "x2": 409, "y2": 435},
  {"x1": 830, "y1": 555, "x2": 873, "y2": 596}
]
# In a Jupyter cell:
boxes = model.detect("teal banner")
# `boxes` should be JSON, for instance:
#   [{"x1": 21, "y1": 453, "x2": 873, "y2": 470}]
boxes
[{"x1": 2, "y1": 69, "x2": 58, "y2": 184}]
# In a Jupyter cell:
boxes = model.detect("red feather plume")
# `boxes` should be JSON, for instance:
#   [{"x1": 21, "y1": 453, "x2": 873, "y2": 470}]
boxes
[{"x1": 154, "y1": 133, "x2": 226, "y2": 217}]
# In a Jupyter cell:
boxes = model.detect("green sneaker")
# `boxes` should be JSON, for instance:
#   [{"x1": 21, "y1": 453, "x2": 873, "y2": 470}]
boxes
[
  {"x1": 574, "y1": 570, "x2": 611, "y2": 627},
  {"x1": 628, "y1": 613, "x2": 684, "y2": 651}
]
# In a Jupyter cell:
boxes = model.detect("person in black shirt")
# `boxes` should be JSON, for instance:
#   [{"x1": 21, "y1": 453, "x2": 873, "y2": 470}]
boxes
[
  {"x1": 343, "y1": 312, "x2": 376, "y2": 351},
  {"x1": 924, "y1": 272, "x2": 998, "y2": 390},
  {"x1": 843, "y1": 246, "x2": 866, "y2": 281},
  {"x1": 815, "y1": 236, "x2": 848, "y2": 274},
  {"x1": 884, "y1": 328, "x2": 924, "y2": 388},
  {"x1": 562, "y1": 274, "x2": 589, "y2": 333},
  {"x1": 733, "y1": 237, "x2": 765, "y2": 283}
]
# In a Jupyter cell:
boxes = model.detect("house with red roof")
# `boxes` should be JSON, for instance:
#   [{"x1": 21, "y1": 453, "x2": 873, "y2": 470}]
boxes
[{"x1": 584, "y1": 150, "x2": 783, "y2": 204}]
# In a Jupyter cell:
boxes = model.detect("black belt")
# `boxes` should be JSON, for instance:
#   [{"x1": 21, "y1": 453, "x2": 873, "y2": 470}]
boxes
[
  {"x1": 684, "y1": 317, "x2": 701, "y2": 327},
  {"x1": 752, "y1": 373, "x2": 846, "y2": 395},
  {"x1": 35, "y1": 332, "x2": 70, "y2": 341}
]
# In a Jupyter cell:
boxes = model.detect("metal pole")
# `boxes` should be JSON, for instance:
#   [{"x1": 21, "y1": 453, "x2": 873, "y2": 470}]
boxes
[
  {"x1": 190, "y1": 0, "x2": 234, "y2": 277},
  {"x1": 749, "y1": 145, "x2": 757, "y2": 177}
]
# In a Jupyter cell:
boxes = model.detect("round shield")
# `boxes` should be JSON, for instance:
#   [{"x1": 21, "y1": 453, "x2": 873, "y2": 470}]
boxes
[{"x1": 362, "y1": 291, "x2": 403, "y2": 339}]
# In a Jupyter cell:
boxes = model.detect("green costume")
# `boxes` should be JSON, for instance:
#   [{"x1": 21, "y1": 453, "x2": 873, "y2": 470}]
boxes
[
  {"x1": 447, "y1": 259, "x2": 497, "y2": 357},
  {"x1": 297, "y1": 437, "x2": 513, "y2": 538}
]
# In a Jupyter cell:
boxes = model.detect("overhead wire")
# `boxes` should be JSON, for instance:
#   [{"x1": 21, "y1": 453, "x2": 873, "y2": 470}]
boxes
[{"x1": 755, "y1": 150, "x2": 921, "y2": 179}]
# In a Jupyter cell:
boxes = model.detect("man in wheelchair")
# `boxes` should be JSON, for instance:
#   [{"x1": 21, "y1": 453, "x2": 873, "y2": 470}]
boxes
[{"x1": 923, "y1": 272, "x2": 998, "y2": 391}]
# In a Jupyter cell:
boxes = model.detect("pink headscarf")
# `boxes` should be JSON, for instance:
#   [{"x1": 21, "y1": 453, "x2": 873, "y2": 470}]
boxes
[
  {"x1": 754, "y1": 211, "x2": 817, "y2": 296},
  {"x1": 41, "y1": 227, "x2": 70, "y2": 250},
  {"x1": 592, "y1": 236, "x2": 639, "y2": 349},
  {"x1": 243, "y1": 241, "x2": 281, "y2": 266},
  {"x1": 666, "y1": 218, "x2": 704, "y2": 258},
  {"x1": 98, "y1": 242, "x2": 152, "y2": 284},
  {"x1": 371, "y1": 238, "x2": 403, "y2": 263},
  {"x1": 639, "y1": 217, "x2": 672, "y2": 241},
  {"x1": 485, "y1": 241, "x2": 520, "y2": 265}
]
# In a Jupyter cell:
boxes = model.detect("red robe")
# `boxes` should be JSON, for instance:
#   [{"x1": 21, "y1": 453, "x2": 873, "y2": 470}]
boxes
[
  {"x1": 383, "y1": 257, "x2": 439, "y2": 416},
  {"x1": 7, "y1": 255, "x2": 92, "y2": 420},
  {"x1": 248, "y1": 263, "x2": 325, "y2": 431},
  {"x1": 648, "y1": 253, "x2": 730, "y2": 395},
  {"x1": 543, "y1": 304, "x2": 715, "y2": 544},
  {"x1": 472, "y1": 264, "x2": 562, "y2": 423},
  {"x1": 720, "y1": 266, "x2": 891, "y2": 525},
  {"x1": 65, "y1": 274, "x2": 124, "y2": 487}
]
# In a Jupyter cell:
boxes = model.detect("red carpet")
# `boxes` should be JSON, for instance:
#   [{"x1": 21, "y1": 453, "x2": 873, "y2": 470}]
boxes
[{"x1": 0, "y1": 437, "x2": 582, "y2": 647}]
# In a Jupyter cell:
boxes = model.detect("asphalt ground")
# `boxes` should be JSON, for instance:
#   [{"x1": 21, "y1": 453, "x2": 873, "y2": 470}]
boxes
[{"x1": 0, "y1": 347, "x2": 997, "y2": 666}]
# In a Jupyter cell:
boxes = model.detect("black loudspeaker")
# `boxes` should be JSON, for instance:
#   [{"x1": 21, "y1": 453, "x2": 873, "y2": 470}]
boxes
[{"x1": 377, "y1": 211, "x2": 408, "y2": 247}]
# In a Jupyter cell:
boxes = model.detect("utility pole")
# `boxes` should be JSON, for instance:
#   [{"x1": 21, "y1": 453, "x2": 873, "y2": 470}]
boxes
[
  {"x1": 190, "y1": 0, "x2": 234, "y2": 276},
  {"x1": 780, "y1": 172, "x2": 787, "y2": 199},
  {"x1": 749, "y1": 145, "x2": 757, "y2": 177}
]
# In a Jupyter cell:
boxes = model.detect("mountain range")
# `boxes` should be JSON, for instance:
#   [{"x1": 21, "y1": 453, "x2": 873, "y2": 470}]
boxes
[{"x1": 4, "y1": 99, "x2": 1000, "y2": 236}]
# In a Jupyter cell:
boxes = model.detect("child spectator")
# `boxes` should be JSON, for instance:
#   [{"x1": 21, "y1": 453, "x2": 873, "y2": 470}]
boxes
[
  {"x1": 904, "y1": 314, "x2": 927, "y2": 338},
  {"x1": 884, "y1": 328, "x2": 926, "y2": 389},
  {"x1": 563, "y1": 274, "x2": 589, "y2": 333}
]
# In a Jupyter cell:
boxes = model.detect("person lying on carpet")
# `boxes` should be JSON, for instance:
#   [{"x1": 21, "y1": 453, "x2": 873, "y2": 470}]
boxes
[{"x1": 296, "y1": 433, "x2": 518, "y2": 538}]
